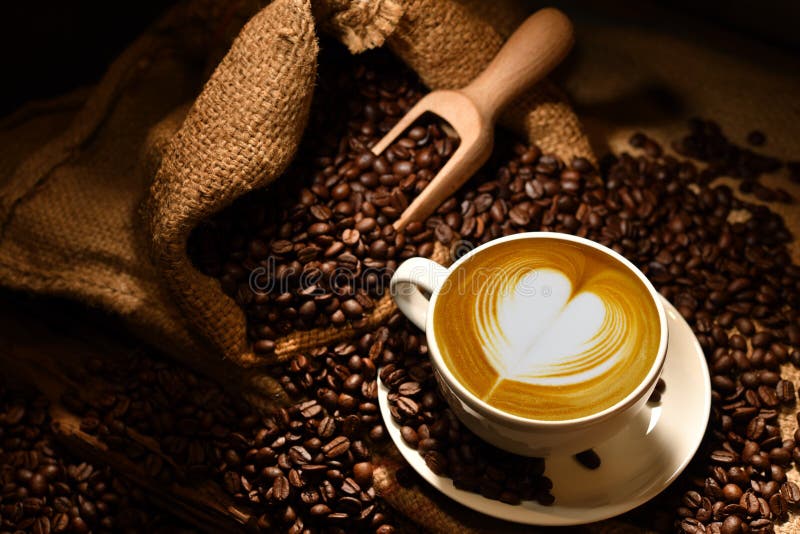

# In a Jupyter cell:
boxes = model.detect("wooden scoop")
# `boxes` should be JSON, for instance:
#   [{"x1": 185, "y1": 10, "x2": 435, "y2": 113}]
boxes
[{"x1": 371, "y1": 8, "x2": 575, "y2": 230}]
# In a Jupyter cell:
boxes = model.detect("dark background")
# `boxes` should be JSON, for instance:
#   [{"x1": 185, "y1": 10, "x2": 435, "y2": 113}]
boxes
[
  {"x1": 0, "y1": 2, "x2": 168, "y2": 115},
  {"x1": 1, "y1": 1, "x2": 799, "y2": 117}
]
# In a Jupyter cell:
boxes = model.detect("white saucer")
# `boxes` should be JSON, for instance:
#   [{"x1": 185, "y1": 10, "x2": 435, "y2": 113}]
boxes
[{"x1": 378, "y1": 297, "x2": 711, "y2": 526}]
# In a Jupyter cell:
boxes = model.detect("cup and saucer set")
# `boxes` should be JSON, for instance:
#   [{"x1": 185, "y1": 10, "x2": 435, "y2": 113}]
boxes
[{"x1": 379, "y1": 232, "x2": 712, "y2": 526}]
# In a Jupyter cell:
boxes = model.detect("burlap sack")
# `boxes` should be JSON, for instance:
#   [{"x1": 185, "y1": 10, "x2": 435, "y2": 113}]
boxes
[
  {"x1": 0, "y1": 0, "x2": 308, "y2": 410},
  {"x1": 144, "y1": 0, "x2": 593, "y2": 378},
  {"x1": 0, "y1": 0, "x2": 593, "y2": 412}
]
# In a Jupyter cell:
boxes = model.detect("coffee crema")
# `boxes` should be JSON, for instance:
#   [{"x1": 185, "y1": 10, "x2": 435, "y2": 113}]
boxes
[{"x1": 432, "y1": 238, "x2": 661, "y2": 420}]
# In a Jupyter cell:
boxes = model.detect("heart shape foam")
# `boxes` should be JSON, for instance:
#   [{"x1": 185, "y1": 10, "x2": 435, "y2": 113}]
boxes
[
  {"x1": 432, "y1": 238, "x2": 661, "y2": 420},
  {"x1": 475, "y1": 267, "x2": 633, "y2": 388}
]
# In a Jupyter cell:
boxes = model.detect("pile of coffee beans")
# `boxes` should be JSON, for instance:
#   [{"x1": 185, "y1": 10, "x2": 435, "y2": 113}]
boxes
[
  {"x1": 188, "y1": 43, "x2": 800, "y2": 530},
  {"x1": 379, "y1": 322, "x2": 555, "y2": 506},
  {"x1": 67, "y1": 350, "x2": 395, "y2": 533},
  {"x1": 0, "y1": 385, "x2": 179, "y2": 533},
  {"x1": 274, "y1": 326, "x2": 393, "y2": 445},
  {"x1": 427, "y1": 146, "x2": 598, "y2": 247},
  {"x1": 189, "y1": 51, "x2": 456, "y2": 355}
]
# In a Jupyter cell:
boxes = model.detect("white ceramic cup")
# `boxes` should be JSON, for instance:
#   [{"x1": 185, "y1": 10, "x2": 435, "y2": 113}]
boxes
[{"x1": 389, "y1": 232, "x2": 668, "y2": 456}]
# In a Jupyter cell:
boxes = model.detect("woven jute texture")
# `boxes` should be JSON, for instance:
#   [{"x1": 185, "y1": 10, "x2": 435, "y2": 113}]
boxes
[{"x1": 144, "y1": 0, "x2": 318, "y2": 370}]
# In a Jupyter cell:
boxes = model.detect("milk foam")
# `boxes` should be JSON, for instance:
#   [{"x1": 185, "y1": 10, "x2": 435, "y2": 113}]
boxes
[{"x1": 479, "y1": 269, "x2": 612, "y2": 386}]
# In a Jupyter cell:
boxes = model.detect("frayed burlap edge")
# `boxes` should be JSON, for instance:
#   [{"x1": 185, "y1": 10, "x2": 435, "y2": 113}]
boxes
[{"x1": 313, "y1": 0, "x2": 406, "y2": 53}]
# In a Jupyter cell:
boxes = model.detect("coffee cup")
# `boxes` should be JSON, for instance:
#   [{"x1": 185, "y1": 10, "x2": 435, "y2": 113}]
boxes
[{"x1": 389, "y1": 232, "x2": 668, "y2": 456}]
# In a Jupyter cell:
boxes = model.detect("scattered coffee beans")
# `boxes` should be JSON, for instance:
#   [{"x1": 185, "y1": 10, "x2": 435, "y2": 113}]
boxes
[
  {"x1": 67, "y1": 350, "x2": 395, "y2": 533},
  {"x1": 670, "y1": 118, "x2": 792, "y2": 203},
  {"x1": 0, "y1": 385, "x2": 178, "y2": 532},
  {"x1": 7, "y1": 44, "x2": 800, "y2": 532}
]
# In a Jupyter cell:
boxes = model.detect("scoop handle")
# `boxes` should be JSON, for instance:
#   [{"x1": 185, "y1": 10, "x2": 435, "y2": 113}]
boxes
[{"x1": 461, "y1": 8, "x2": 574, "y2": 120}]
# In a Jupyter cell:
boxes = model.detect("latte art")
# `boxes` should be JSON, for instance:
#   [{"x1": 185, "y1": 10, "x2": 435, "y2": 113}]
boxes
[{"x1": 433, "y1": 238, "x2": 661, "y2": 420}]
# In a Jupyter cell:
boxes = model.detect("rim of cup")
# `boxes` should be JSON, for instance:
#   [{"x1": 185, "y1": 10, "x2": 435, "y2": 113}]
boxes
[{"x1": 425, "y1": 231, "x2": 669, "y2": 428}]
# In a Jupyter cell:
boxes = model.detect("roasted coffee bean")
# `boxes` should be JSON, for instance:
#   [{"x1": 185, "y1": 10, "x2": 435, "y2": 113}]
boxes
[
  {"x1": 722, "y1": 483, "x2": 743, "y2": 502},
  {"x1": 298, "y1": 400, "x2": 322, "y2": 419},
  {"x1": 400, "y1": 426, "x2": 419, "y2": 447},
  {"x1": 758, "y1": 370, "x2": 780, "y2": 387},
  {"x1": 711, "y1": 450, "x2": 738, "y2": 464},
  {"x1": 761, "y1": 480, "x2": 780, "y2": 499},
  {"x1": 272, "y1": 475, "x2": 291, "y2": 501},
  {"x1": 395, "y1": 397, "x2": 419, "y2": 417},
  {"x1": 757, "y1": 386, "x2": 779, "y2": 407},
  {"x1": 288, "y1": 445, "x2": 312, "y2": 465},
  {"x1": 341, "y1": 299, "x2": 363, "y2": 318},
  {"x1": 681, "y1": 517, "x2": 706, "y2": 533},
  {"x1": 310, "y1": 503, "x2": 332, "y2": 516},
  {"x1": 423, "y1": 451, "x2": 447, "y2": 475},
  {"x1": 352, "y1": 462, "x2": 373, "y2": 487},
  {"x1": 398, "y1": 381, "x2": 422, "y2": 396},
  {"x1": 322, "y1": 436, "x2": 350, "y2": 458},
  {"x1": 317, "y1": 416, "x2": 336, "y2": 438},
  {"x1": 720, "y1": 515, "x2": 742, "y2": 534},
  {"x1": 734, "y1": 317, "x2": 755, "y2": 335},
  {"x1": 741, "y1": 491, "x2": 760, "y2": 515},
  {"x1": 775, "y1": 380, "x2": 795, "y2": 404},
  {"x1": 746, "y1": 417, "x2": 766, "y2": 440},
  {"x1": 574, "y1": 449, "x2": 601, "y2": 470},
  {"x1": 780, "y1": 481, "x2": 800, "y2": 504},
  {"x1": 768, "y1": 447, "x2": 791, "y2": 465},
  {"x1": 340, "y1": 477, "x2": 361, "y2": 496},
  {"x1": 749, "y1": 518, "x2": 772, "y2": 532},
  {"x1": 343, "y1": 374, "x2": 364, "y2": 392}
]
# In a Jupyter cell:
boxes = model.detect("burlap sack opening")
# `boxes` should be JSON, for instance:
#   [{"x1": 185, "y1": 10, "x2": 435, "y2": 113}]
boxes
[
  {"x1": 0, "y1": 0, "x2": 593, "y2": 415},
  {"x1": 143, "y1": 0, "x2": 593, "y2": 376}
]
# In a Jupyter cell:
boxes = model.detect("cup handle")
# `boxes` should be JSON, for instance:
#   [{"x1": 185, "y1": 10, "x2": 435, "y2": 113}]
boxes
[{"x1": 390, "y1": 257, "x2": 450, "y2": 332}]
